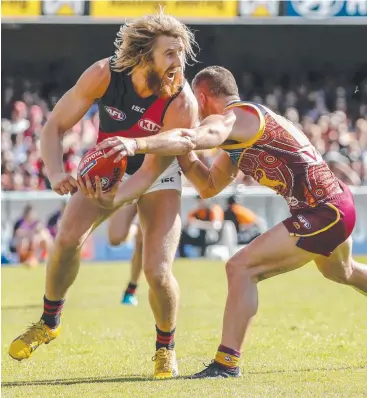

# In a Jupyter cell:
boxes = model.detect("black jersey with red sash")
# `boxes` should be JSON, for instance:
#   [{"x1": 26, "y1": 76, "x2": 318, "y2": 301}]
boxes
[{"x1": 97, "y1": 57, "x2": 183, "y2": 175}]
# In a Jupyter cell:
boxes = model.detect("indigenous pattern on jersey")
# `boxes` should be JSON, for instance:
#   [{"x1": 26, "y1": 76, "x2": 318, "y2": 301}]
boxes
[
  {"x1": 97, "y1": 57, "x2": 183, "y2": 175},
  {"x1": 220, "y1": 101, "x2": 343, "y2": 211}
]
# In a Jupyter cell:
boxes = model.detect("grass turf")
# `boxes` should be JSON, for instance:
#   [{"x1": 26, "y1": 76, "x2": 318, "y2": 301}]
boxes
[{"x1": 2, "y1": 258, "x2": 367, "y2": 397}]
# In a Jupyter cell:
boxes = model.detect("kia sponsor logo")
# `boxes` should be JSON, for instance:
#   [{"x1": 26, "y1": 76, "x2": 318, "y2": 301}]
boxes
[
  {"x1": 138, "y1": 118, "x2": 161, "y2": 133},
  {"x1": 104, "y1": 106, "x2": 126, "y2": 121}
]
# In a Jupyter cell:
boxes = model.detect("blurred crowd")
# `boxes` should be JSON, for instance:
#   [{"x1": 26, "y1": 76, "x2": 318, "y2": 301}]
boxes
[
  {"x1": 2, "y1": 193, "x2": 263, "y2": 265},
  {"x1": 2, "y1": 202, "x2": 93, "y2": 266},
  {"x1": 2, "y1": 69, "x2": 367, "y2": 191},
  {"x1": 1, "y1": 76, "x2": 99, "y2": 191}
]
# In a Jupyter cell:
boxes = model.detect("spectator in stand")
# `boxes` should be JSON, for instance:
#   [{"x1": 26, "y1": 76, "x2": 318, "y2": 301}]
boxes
[
  {"x1": 47, "y1": 202, "x2": 67, "y2": 239},
  {"x1": 9, "y1": 204, "x2": 32, "y2": 256},
  {"x1": 223, "y1": 196, "x2": 266, "y2": 245},
  {"x1": 178, "y1": 196, "x2": 224, "y2": 258},
  {"x1": 25, "y1": 105, "x2": 44, "y2": 138},
  {"x1": 9, "y1": 101, "x2": 29, "y2": 138},
  {"x1": 11, "y1": 204, "x2": 53, "y2": 267}
]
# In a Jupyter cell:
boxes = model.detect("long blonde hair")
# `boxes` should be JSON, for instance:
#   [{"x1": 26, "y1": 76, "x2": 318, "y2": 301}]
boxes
[{"x1": 111, "y1": 10, "x2": 198, "y2": 73}]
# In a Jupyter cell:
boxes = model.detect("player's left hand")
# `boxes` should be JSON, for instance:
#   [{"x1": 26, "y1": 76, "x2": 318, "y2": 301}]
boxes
[
  {"x1": 95, "y1": 137, "x2": 137, "y2": 162},
  {"x1": 77, "y1": 174, "x2": 118, "y2": 210}
]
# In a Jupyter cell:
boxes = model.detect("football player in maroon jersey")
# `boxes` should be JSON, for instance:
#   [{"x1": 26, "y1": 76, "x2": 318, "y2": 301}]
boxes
[{"x1": 102, "y1": 66, "x2": 367, "y2": 378}]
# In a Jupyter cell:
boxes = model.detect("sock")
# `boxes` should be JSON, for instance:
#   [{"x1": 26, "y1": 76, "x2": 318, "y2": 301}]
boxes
[
  {"x1": 41, "y1": 295, "x2": 64, "y2": 329},
  {"x1": 215, "y1": 344, "x2": 240, "y2": 370},
  {"x1": 156, "y1": 325, "x2": 175, "y2": 351},
  {"x1": 125, "y1": 282, "x2": 137, "y2": 296}
]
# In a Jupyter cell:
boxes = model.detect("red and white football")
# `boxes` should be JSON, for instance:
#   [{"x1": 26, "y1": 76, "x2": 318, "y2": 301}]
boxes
[{"x1": 77, "y1": 147, "x2": 127, "y2": 192}]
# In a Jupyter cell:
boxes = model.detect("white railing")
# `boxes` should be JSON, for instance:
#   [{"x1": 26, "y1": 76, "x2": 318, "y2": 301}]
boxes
[{"x1": 2, "y1": 185, "x2": 367, "y2": 255}]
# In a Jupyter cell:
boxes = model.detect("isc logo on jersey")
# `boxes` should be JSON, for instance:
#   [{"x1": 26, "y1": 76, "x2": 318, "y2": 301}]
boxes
[
  {"x1": 104, "y1": 106, "x2": 126, "y2": 121},
  {"x1": 132, "y1": 105, "x2": 145, "y2": 114},
  {"x1": 138, "y1": 119, "x2": 161, "y2": 133}
]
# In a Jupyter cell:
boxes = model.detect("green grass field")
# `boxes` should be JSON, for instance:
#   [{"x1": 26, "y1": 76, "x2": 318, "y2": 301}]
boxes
[{"x1": 2, "y1": 259, "x2": 367, "y2": 397}]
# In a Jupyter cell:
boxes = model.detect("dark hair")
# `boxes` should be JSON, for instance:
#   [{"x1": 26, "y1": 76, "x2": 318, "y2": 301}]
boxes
[
  {"x1": 23, "y1": 204, "x2": 33, "y2": 216},
  {"x1": 227, "y1": 195, "x2": 237, "y2": 205},
  {"x1": 192, "y1": 66, "x2": 239, "y2": 97}
]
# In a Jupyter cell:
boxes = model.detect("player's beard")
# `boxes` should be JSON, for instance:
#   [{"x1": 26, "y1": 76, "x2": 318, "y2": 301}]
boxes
[{"x1": 146, "y1": 66, "x2": 183, "y2": 99}]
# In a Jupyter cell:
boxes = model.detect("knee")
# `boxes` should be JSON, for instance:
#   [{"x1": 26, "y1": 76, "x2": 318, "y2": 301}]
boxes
[
  {"x1": 109, "y1": 236, "x2": 123, "y2": 247},
  {"x1": 225, "y1": 255, "x2": 253, "y2": 280},
  {"x1": 108, "y1": 229, "x2": 129, "y2": 246},
  {"x1": 144, "y1": 266, "x2": 171, "y2": 290},
  {"x1": 319, "y1": 262, "x2": 351, "y2": 285},
  {"x1": 55, "y1": 228, "x2": 82, "y2": 253}
]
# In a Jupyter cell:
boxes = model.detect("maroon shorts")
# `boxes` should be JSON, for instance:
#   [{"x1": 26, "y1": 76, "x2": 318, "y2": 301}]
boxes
[{"x1": 283, "y1": 183, "x2": 356, "y2": 257}]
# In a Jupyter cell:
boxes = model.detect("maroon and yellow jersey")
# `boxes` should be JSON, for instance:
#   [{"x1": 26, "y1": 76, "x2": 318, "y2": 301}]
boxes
[{"x1": 220, "y1": 101, "x2": 343, "y2": 210}]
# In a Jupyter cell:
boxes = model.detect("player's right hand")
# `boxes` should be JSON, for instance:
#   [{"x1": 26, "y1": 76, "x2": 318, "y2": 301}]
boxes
[
  {"x1": 49, "y1": 173, "x2": 78, "y2": 196},
  {"x1": 77, "y1": 174, "x2": 118, "y2": 210}
]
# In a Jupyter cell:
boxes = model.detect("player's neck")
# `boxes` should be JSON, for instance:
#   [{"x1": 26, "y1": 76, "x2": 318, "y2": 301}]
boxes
[
  {"x1": 224, "y1": 96, "x2": 240, "y2": 108},
  {"x1": 131, "y1": 68, "x2": 154, "y2": 98},
  {"x1": 213, "y1": 96, "x2": 240, "y2": 113}
]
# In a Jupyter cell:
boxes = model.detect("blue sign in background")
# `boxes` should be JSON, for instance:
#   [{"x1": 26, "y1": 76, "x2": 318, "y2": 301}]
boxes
[{"x1": 286, "y1": 0, "x2": 367, "y2": 17}]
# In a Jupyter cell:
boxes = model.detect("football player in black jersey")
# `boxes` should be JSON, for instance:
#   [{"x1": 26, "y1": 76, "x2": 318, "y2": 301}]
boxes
[{"x1": 9, "y1": 11, "x2": 198, "y2": 379}]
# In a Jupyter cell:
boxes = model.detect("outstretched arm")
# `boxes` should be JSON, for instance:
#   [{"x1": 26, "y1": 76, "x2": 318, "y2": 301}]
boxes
[
  {"x1": 96, "y1": 111, "x2": 236, "y2": 159},
  {"x1": 135, "y1": 112, "x2": 236, "y2": 154},
  {"x1": 179, "y1": 150, "x2": 238, "y2": 198}
]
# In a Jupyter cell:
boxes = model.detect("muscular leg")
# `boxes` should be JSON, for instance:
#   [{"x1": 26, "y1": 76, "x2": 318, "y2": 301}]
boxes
[
  {"x1": 46, "y1": 191, "x2": 106, "y2": 301},
  {"x1": 108, "y1": 204, "x2": 143, "y2": 299},
  {"x1": 138, "y1": 189, "x2": 181, "y2": 332},
  {"x1": 9, "y1": 192, "x2": 112, "y2": 361},
  {"x1": 221, "y1": 222, "x2": 316, "y2": 352},
  {"x1": 108, "y1": 203, "x2": 138, "y2": 246},
  {"x1": 130, "y1": 226, "x2": 143, "y2": 285},
  {"x1": 315, "y1": 237, "x2": 367, "y2": 296}
]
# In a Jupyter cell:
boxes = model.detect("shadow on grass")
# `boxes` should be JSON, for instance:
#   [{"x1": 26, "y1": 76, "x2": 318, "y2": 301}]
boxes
[
  {"x1": 3, "y1": 366, "x2": 366, "y2": 387},
  {"x1": 2, "y1": 304, "x2": 41, "y2": 311},
  {"x1": 2, "y1": 376, "x2": 158, "y2": 387}
]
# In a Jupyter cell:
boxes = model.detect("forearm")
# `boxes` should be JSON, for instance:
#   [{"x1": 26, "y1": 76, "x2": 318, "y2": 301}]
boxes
[
  {"x1": 113, "y1": 170, "x2": 157, "y2": 208},
  {"x1": 134, "y1": 129, "x2": 195, "y2": 156},
  {"x1": 113, "y1": 155, "x2": 173, "y2": 208},
  {"x1": 40, "y1": 121, "x2": 65, "y2": 178},
  {"x1": 179, "y1": 152, "x2": 213, "y2": 196},
  {"x1": 134, "y1": 125, "x2": 227, "y2": 156}
]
